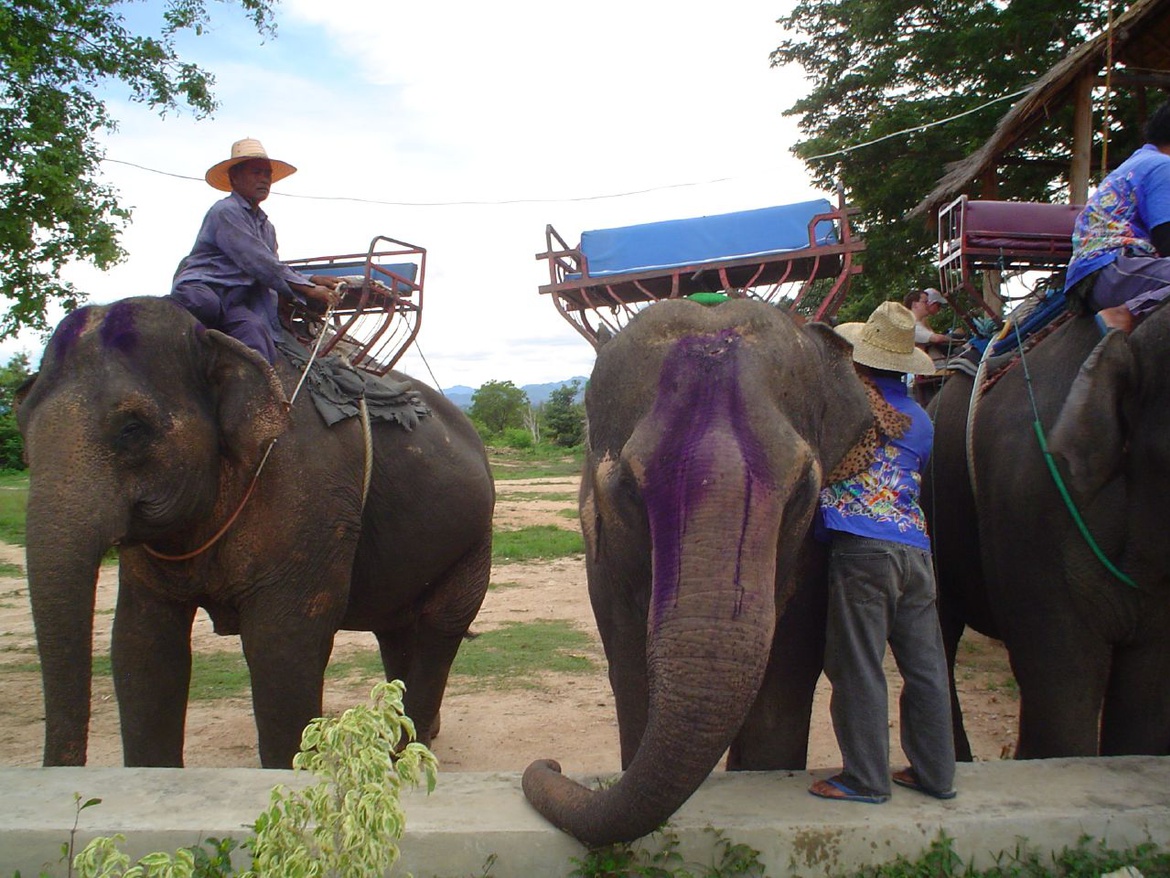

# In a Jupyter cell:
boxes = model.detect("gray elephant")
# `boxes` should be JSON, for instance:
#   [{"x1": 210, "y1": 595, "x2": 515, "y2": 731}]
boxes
[
  {"x1": 924, "y1": 307, "x2": 1170, "y2": 759},
  {"x1": 522, "y1": 298, "x2": 874, "y2": 846},
  {"x1": 17, "y1": 296, "x2": 495, "y2": 769}
]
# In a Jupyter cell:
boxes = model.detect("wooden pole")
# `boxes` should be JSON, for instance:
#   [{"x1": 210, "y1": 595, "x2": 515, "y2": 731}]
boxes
[{"x1": 1071, "y1": 72, "x2": 1094, "y2": 202}]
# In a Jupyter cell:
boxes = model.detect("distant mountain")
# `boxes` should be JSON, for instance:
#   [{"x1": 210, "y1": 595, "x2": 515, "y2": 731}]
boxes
[{"x1": 442, "y1": 378, "x2": 587, "y2": 410}]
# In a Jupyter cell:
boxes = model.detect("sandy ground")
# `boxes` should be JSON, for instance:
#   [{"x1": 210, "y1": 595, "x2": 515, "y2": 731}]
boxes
[{"x1": 0, "y1": 475, "x2": 1020, "y2": 772}]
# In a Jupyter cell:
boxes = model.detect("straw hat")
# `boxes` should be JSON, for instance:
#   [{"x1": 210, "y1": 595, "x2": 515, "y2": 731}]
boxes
[
  {"x1": 205, "y1": 138, "x2": 297, "y2": 192},
  {"x1": 834, "y1": 301, "x2": 936, "y2": 375}
]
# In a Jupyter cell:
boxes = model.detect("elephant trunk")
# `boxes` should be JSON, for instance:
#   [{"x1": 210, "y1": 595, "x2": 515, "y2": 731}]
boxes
[
  {"x1": 524, "y1": 403, "x2": 790, "y2": 846},
  {"x1": 25, "y1": 471, "x2": 125, "y2": 766}
]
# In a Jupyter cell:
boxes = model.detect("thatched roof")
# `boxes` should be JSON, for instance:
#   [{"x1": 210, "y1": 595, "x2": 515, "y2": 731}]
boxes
[{"x1": 909, "y1": 0, "x2": 1170, "y2": 220}]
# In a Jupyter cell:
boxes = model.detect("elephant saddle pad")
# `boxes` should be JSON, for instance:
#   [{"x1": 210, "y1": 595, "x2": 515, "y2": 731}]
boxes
[{"x1": 275, "y1": 336, "x2": 430, "y2": 429}]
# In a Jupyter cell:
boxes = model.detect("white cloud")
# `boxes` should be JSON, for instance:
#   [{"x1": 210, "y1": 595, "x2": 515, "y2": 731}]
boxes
[{"x1": 37, "y1": 0, "x2": 821, "y2": 391}]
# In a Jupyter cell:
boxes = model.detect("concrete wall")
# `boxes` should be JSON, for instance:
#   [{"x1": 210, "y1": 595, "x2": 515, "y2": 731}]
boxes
[{"x1": 3, "y1": 757, "x2": 1169, "y2": 877}]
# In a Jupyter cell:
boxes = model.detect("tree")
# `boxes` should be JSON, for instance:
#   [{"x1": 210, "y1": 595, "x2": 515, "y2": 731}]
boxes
[
  {"x1": 468, "y1": 380, "x2": 530, "y2": 435},
  {"x1": 772, "y1": 0, "x2": 1145, "y2": 321},
  {"x1": 0, "y1": 352, "x2": 33, "y2": 470},
  {"x1": 541, "y1": 380, "x2": 584, "y2": 448},
  {"x1": 0, "y1": 0, "x2": 277, "y2": 336}
]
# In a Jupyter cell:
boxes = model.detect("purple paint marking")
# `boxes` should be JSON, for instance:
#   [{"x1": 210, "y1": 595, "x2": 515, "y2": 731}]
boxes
[
  {"x1": 48, "y1": 308, "x2": 91, "y2": 360},
  {"x1": 100, "y1": 301, "x2": 139, "y2": 355},
  {"x1": 641, "y1": 329, "x2": 775, "y2": 624}
]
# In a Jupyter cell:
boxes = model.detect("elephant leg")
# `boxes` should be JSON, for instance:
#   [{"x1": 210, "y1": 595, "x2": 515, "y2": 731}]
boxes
[
  {"x1": 240, "y1": 610, "x2": 335, "y2": 768},
  {"x1": 1101, "y1": 639, "x2": 1170, "y2": 755},
  {"x1": 111, "y1": 583, "x2": 197, "y2": 767},
  {"x1": 379, "y1": 534, "x2": 492, "y2": 746},
  {"x1": 1009, "y1": 629, "x2": 1110, "y2": 758},
  {"x1": 728, "y1": 584, "x2": 825, "y2": 770},
  {"x1": 938, "y1": 608, "x2": 972, "y2": 762}
]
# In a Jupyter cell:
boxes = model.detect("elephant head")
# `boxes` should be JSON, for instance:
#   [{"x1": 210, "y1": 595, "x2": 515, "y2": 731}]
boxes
[
  {"x1": 16, "y1": 297, "x2": 288, "y2": 765},
  {"x1": 522, "y1": 298, "x2": 872, "y2": 846}
]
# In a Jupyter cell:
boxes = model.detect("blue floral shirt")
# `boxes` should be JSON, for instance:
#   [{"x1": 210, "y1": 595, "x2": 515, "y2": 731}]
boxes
[
  {"x1": 1065, "y1": 144, "x2": 1170, "y2": 289},
  {"x1": 818, "y1": 374, "x2": 932, "y2": 550}
]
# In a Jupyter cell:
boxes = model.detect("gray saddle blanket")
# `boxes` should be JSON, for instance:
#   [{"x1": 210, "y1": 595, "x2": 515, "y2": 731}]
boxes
[{"x1": 275, "y1": 337, "x2": 430, "y2": 429}]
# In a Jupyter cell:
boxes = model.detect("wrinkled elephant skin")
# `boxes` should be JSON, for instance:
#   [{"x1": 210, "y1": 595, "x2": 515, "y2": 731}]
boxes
[
  {"x1": 924, "y1": 308, "x2": 1170, "y2": 759},
  {"x1": 17, "y1": 297, "x2": 495, "y2": 768},
  {"x1": 522, "y1": 299, "x2": 873, "y2": 846}
]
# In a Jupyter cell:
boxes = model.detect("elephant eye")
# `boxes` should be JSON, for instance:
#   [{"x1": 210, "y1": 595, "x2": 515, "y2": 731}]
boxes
[{"x1": 114, "y1": 417, "x2": 152, "y2": 452}]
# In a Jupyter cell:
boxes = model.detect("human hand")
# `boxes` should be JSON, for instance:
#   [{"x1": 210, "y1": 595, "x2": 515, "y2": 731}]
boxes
[{"x1": 308, "y1": 275, "x2": 342, "y2": 289}]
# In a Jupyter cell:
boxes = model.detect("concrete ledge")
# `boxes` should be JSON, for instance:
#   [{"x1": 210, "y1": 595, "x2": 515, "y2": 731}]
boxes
[{"x1": 3, "y1": 757, "x2": 1169, "y2": 877}]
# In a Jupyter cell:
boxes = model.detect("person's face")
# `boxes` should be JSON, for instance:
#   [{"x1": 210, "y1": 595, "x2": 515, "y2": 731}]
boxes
[
  {"x1": 229, "y1": 159, "x2": 273, "y2": 206},
  {"x1": 926, "y1": 298, "x2": 942, "y2": 316}
]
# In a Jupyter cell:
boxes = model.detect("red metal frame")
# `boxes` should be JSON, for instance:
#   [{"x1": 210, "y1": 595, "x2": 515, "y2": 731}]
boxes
[
  {"x1": 537, "y1": 196, "x2": 864, "y2": 348},
  {"x1": 284, "y1": 235, "x2": 426, "y2": 376},
  {"x1": 937, "y1": 195, "x2": 1081, "y2": 333}
]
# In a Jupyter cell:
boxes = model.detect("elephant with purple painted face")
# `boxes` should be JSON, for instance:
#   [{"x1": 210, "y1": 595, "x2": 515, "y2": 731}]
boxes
[
  {"x1": 522, "y1": 298, "x2": 874, "y2": 846},
  {"x1": 17, "y1": 296, "x2": 495, "y2": 769}
]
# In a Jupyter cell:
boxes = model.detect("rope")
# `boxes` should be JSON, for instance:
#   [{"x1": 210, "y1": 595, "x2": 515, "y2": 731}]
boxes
[{"x1": 1012, "y1": 320, "x2": 1137, "y2": 588}]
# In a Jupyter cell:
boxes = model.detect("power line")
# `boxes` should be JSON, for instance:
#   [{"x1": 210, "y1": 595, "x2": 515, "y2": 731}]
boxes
[{"x1": 103, "y1": 90, "x2": 1030, "y2": 204}]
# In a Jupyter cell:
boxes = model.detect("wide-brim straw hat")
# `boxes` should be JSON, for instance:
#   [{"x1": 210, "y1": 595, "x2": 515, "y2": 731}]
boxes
[
  {"x1": 834, "y1": 301, "x2": 936, "y2": 375},
  {"x1": 205, "y1": 138, "x2": 297, "y2": 192}
]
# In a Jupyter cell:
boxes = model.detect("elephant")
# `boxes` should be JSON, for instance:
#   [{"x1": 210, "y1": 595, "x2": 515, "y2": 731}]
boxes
[
  {"x1": 522, "y1": 298, "x2": 875, "y2": 846},
  {"x1": 923, "y1": 305, "x2": 1170, "y2": 760},
  {"x1": 16, "y1": 296, "x2": 495, "y2": 769}
]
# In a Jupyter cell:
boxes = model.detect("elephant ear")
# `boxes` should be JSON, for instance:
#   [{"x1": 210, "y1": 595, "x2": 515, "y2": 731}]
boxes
[
  {"x1": 1048, "y1": 330, "x2": 1134, "y2": 499},
  {"x1": 801, "y1": 322, "x2": 874, "y2": 483},
  {"x1": 199, "y1": 329, "x2": 291, "y2": 466}
]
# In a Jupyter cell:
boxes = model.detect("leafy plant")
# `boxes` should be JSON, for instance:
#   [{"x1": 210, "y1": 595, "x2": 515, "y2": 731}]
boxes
[{"x1": 68, "y1": 680, "x2": 436, "y2": 878}]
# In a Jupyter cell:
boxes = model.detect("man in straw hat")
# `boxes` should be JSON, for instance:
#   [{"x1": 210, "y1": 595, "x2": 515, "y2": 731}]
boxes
[
  {"x1": 808, "y1": 300, "x2": 956, "y2": 805},
  {"x1": 169, "y1": 138, "x2": 342, "y2": 364}
]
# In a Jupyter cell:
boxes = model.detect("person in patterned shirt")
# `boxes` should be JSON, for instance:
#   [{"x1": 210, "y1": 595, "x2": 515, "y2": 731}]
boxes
[
  {"x1": 808, "y1": 301, "x2": 956, "y2": 805},
  {"x1": 1065, "y1": 101, "x2": 1170, "y2": 333}
]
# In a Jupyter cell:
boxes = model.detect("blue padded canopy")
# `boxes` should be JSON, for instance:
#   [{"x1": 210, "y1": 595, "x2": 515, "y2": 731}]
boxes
[{"x1": 578, "y1": 198, "x2": 837, "y2": 278}]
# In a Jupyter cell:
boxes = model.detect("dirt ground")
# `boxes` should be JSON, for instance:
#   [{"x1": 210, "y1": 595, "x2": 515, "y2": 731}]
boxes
[{"x1": 0, "y1": 474, "x2": 1020, "y2": 772}]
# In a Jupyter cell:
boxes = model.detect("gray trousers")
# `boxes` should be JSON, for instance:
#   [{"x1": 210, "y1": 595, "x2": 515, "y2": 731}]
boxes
[
  {"x1": 1088, "y1": 253, "x2": 1170, "y2": 318},
  {"x1": 824, "y1": 533, "x2": 956, "y2": 796}
]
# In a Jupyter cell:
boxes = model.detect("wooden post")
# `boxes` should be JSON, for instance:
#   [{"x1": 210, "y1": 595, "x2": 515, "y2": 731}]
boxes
[{"x1": 1071, "y1": 72, "x2": 1094, "y2": 202}]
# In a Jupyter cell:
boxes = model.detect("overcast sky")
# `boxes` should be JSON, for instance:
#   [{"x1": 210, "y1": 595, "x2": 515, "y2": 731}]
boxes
[{"x1": 43, "y1": 1, "x2": 824, "y2": 391}]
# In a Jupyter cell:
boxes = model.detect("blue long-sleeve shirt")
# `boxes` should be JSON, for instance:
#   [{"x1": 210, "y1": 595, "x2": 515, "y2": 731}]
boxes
[{"x1": 171, "y1": 192, "x2": 312, "y2": 314}]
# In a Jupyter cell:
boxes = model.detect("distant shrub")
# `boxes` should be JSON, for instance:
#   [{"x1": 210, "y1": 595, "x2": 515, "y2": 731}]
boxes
[{"x1": 502, "y1": 427, "x2": 533, "y2": 449}]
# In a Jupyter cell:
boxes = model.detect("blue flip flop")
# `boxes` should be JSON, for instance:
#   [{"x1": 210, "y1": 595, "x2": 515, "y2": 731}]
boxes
[
  {"x1": 892, "y1": 768, "x2": 957, "y2": 800},
  {"x1": 808, "y1": 775, "x2": 890, "y2": 804}
]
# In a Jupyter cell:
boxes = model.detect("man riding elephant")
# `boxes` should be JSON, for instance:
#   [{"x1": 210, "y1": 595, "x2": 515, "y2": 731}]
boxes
[{"x1": 169, "y1": 138, "x2": 343, "y2": 364}]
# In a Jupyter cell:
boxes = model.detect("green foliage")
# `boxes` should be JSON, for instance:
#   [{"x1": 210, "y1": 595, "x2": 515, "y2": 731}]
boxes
[
  {"x1": 773, "y1": 0, "x2": 1142, "y2": 310},
  {"x1": 0, "y1": 474, "x2": 26, "y2": 545},
  {"x1": 70, "y1": 680, "x2": 436, "y2": 878},
  {"x1": 469, "y1": 380, "x2": 530, "y2": 435},
  {"x1": 571, "y1": 827, "x2": 766, "y2": 878},
  {"x1": 451, "y1": 619, "x2": 597, "y2": 687},
  {"x1": 492, "y1": 524, "x2": 584, "y2": 562},
  {"x1": 501, "y1": 427, "x2": 533, "y2": 449},
  {"x1": 541, "y1": 380, "x2": 586, "y2": 448},
  {"x1": 0, "y1": 353, "x2": 33, "y2": 469},
  {"x1": 0, "y1": 0, "x2": 276, "y2": 334}
]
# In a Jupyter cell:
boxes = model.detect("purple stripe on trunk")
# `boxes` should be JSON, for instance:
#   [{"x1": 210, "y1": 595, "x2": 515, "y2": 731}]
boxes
[
  {"x1": 99, "y1": 301, "x2": 139, "y2": 355},
  {"x1": 642, "y1": 329, "x2": 774, "y2": 623}
]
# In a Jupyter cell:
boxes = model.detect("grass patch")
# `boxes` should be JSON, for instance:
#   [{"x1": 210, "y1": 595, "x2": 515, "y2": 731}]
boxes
[
  {"x1": 0, "y1": 562, "x2": 23, "y2": 578},
  {"x1": 557, "y1": 508, "x2": 578, "y2": 520},
  {"x1": 451, "y1": 620, "x2": 596, "y2": 689},
  {"x1": 488, "y1": 579, "x2": 524, "y2": 590},
  {"x1": 323, "y1": 620, "x2": 599, "y2": 692},
  {"x1": 489, "y1": 446, "x2": 583, "y2": 480},
  {"x1": 493, "y1": 525, "x2": 584, "y2": 562},
  {"x1": 0, "y1": 472, "x2": 28, "y2": 546},
  {"x1": 496, "y1": 490, "x2": 578, "y2": 503}
]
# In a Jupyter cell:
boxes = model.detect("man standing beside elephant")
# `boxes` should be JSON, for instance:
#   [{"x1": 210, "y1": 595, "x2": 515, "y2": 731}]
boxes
[
  {"x1": 1065, "y1": 101, "x2": 1170, "y2": 333},
  {"x1": 808, "y1": 301, "x2": 956, "y2": 805},
  {"x1": 169, "y1": 138, "x2": 342, "y2": 364}
]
